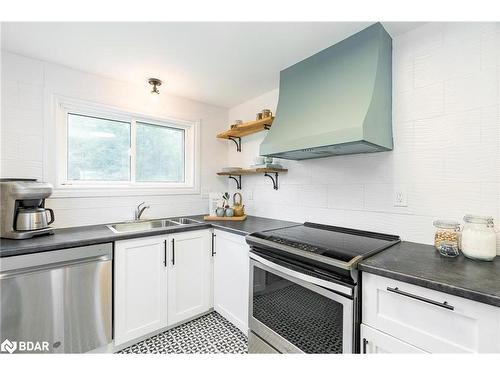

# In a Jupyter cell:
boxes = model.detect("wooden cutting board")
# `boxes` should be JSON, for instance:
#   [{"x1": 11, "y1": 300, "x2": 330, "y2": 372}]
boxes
[{"x1": 203, "y1": 215, "x2": 247, "y2": 221}]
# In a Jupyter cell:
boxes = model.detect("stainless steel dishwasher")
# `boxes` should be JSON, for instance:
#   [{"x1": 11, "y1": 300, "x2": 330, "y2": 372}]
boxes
[{"x1": 0, "y1": 243, "x2": 112, "y2": 353}]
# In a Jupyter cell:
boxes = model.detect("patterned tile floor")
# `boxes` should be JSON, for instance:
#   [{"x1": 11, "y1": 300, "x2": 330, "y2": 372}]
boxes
[{"x1": 118, "y1": 312, "x2": 248, "y2": 354}]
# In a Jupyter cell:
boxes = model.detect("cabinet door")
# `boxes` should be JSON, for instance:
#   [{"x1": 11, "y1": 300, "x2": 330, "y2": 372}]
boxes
[
  {"x1": 114, "y1": 235, "x2": 168, "y2": 346},
  {"x1": 363, "y1": 272, "x2": 500, "y2": 353},
  {"x1": 167, "y1": 230, "x2": 212, "y2": 326},
  {"x1": 361, "y1": 324, "x2": 427, "y2": 354},
  {"x1": 213, "y1": 230, "x2": 249, "y2": 334}
]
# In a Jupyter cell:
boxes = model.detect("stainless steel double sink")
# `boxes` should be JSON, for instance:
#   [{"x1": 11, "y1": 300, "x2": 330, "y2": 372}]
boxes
[{"x1": 107, "y1": 217, "x2": 201, "y2": 233}]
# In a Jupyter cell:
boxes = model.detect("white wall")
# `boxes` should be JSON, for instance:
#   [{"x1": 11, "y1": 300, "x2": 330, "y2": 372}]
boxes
[
  {"x1": 1, "y1": 51, "x2": 229, "y2": 228},
  {"x1": 228, "y1": 22, "x2": 500, "y2": 246}
]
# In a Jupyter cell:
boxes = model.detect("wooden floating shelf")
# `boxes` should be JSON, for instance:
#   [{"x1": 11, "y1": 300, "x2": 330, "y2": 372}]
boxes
[
  {"x1": 217, "y1": 168, "x2": 287, "y2": 190},
  {"x1": 217, "y1": 167, "x2": 287, "y2": 176},
  {"x1": 217, "y1": 117, "x2": 274, "y2": 139},
  {"x1": 203, "y1": 215, "x2": 247, "y2": 221}
]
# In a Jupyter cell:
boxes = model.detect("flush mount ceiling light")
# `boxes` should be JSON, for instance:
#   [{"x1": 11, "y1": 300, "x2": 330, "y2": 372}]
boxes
[{"x1": 148, "y1": 78, "x2": 162, "y2": 95}]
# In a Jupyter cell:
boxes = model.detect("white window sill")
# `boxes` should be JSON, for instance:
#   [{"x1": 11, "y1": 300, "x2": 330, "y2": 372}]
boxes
[{"x1": 51, "y1": 185, "x2": 201, "y2": 198}]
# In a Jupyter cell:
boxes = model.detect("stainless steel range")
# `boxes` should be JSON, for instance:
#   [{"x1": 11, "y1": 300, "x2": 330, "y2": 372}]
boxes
[{"x1": 246, "y1": 222, "x2": 400, "y2": 354}]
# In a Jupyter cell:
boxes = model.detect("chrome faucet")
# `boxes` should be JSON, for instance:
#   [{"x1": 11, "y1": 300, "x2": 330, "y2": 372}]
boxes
[{"x1": 135, "y1": 202, "x2": 150, "y2": 221}]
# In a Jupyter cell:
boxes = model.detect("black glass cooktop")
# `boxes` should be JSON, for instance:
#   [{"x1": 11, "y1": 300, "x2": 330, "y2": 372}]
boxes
[{"x1": 249, "y1": 222, "x2": 400, "y2": 263}]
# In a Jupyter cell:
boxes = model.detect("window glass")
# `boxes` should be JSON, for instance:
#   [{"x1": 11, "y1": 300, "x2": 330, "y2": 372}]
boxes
[
  {"x1": 67, "y1": 113, "x2": 131, "y2": 181},
  {"x1": 136, "y1": 122, "x2": 185, "y2": 182}
]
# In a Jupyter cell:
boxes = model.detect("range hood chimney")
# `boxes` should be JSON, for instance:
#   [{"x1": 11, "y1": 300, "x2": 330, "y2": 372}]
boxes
[{"x1": 260, "y1": 23, "x2": 393, "y2": 160}]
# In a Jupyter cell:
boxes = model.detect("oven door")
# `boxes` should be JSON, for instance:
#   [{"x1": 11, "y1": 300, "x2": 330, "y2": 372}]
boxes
[{"x1": 249, "y1": 251, "x2": 354, "y2": 354}]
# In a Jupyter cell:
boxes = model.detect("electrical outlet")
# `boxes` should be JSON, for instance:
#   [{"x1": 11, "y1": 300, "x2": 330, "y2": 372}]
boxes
[
  {"x1": 201, "y1": 187, "x2": 210, "y2": 199},
  {"x1": 394, "y1": 188, "x2": 408, "y2": 207},
  {"x1": 245, "y1": 190, "x2": 253, "y2": 201}
]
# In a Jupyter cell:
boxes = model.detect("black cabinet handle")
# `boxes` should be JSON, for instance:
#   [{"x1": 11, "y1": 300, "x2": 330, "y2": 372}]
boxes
[
  {"x1": 164, "y1": 240, "x2": 167, "y2": 267},
  {"x1": 386, "y1": 287, "x2": 454, "y2": 310},
  {"x1": 171, "y1": 238, "x2": 175, "y2": 266},
  {"x1": 362, "y1": 338, "x2": 368, "y2": 354},
  {"x1": 211, "y1": 233, "x2": 216, "y2": 257}
]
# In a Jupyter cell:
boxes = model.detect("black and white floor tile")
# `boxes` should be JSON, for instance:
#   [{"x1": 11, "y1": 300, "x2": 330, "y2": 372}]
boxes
[{"x1": 118, "y1": 312, "x2": 248, "y2": 354}]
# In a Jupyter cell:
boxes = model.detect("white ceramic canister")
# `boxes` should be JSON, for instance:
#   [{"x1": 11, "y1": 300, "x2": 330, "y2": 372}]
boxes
[{"x1": 461, "y1": 215, "x2": 497, "y2": 261}]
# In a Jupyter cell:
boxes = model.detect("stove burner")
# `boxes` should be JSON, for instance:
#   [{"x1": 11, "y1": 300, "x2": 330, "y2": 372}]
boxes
[{"x1": 246, "y1": 222, "x2": 400, "y2": 270}]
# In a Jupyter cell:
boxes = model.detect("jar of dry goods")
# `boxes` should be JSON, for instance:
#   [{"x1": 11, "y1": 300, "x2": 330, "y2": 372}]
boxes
[
  {"x1": 461, "y1": 215, "x2": 496, "y2": 261},
  {"x1": 433, "y1": 220, "x2": 461, "y2": 257}
]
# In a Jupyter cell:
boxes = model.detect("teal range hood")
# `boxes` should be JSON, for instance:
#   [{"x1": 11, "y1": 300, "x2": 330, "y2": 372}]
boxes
[{"x1": 260, "y1": 23, "x2": 393, "y2": 160}]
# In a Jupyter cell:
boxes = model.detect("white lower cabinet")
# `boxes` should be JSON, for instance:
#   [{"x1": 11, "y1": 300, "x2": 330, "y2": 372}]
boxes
[
  {"x1": 114, "y1": 235, "x2": 168, "y2": 346},
  {"x1": 213, "y1": 229, "x2": 249, "y2": 334},
  {"x1": 114, "y1": 229, "x2": 212, "y2": 347},
  {"x1": 167, "y1": 230, "x2": 213, "y2": 326},
  {"x1": 362, "y1": 272, "x2": 500, "y2": 353},
  {"x1": 361, "y1": 324, "x2": 427, "y2": 354}
]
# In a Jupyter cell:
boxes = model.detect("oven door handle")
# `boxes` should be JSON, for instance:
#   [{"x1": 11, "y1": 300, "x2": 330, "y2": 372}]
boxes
[{"x1": 249, "y1": 252, "x2": 353, "y2": 297}]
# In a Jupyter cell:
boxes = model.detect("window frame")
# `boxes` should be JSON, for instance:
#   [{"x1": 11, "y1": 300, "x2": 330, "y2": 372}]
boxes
[{"x1": 51, "y1": 96, "x2": 200, "y2": 198}]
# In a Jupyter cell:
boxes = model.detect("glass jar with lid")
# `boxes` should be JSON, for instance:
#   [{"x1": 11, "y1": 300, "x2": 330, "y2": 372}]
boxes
[
  {"x1": 461, "y1": 215, "x2": 496, "y2": 261},
  {"x1": 433, "y1": 220, "x2": 461, "y2": 257}
]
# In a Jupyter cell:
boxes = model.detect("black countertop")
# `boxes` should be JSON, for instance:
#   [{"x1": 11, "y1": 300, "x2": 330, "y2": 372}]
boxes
[
  {"x1": 359, "y1": 241, "x2": 500, "y2": 307},
  {"x1": 187, "y1": 215, "x2": 299, "y2": 236},
  {"x1": 0, "y1": 215, "x2": 298, "y2": 258},
  {"x1": 4, "y1": 217, "x2": 499, "y2": 308}
]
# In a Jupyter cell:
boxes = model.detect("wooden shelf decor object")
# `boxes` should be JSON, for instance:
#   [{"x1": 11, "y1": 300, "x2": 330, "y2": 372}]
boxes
[
  {"x1": 217, "y1": 117, "x2": 274, "y2": 152},
  {"x1": 217, "y1": 168, "x2": 287, "y2": 191}
]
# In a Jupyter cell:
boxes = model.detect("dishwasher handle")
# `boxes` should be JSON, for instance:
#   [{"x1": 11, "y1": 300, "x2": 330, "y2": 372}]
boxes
[
  {"x1": 0, "y1": 254, "x2": 111, "y2": 279},
  {"x1": 0, "y1": 243, "x2": 113, "y2": 279}
]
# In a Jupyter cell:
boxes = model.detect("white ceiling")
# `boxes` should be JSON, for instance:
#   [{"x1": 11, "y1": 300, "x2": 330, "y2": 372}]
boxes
[{"x1": 1, "y1": 22, "x2": 423, "y2": 108}]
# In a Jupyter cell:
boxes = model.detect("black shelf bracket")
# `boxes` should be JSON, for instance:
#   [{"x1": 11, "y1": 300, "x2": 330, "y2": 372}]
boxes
[
  {"x1": 228, "y1": 175, "x2": 242, "y2": 190},
  {"x1": 228, "y1": 136, "x2": 242, "y2": 152},
  {"x1": 264, "y1": 172, "x2": 279, "y2": 190},
  {"x1": 263, "y1": 124, "x2": 271, "y2": 130}
]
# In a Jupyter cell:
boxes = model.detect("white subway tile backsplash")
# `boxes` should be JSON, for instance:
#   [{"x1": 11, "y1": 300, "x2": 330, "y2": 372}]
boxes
[
  {"x1": 1, "y1": 132, "x2": 20, "y2": 160},
  {"x1": 411, "y1": 182, "x2": 482, "y2": 218},
  {"x1": 393, "y1": 51, "x2": 413, "y2": 93},
  {"x1": 414, "y1": 48, "x2": 446, "y2": 88},
  {"x1": 412, "y1": 83, "x2": 445, "y2": 120},
  {"x1": 1, "y1": 81, "x2": 19, "y2": 109},
  {"x1": 328, "y1": 184, "x2": 364, "y2": 210},
  {"x1": 395, "y1": 83, "x2": 444, "y2": 121},
  {"x1": 392, "y1": 120, "x2": 415, "y2": 152},
  {"x1": 17, "y1": 82, "x2": 44, "y2": 112},
  {"x1": 480, "y1": 105, "x2": 500, "y2": 145},
  {"x1": 298, "y1": 185, "x2": 328, "y2": 208},
  {"x1": 480, "y1": 29, "x2": 499, "y2": 71},
  {"x1": 0, "y1": 159, "x2": 43, "y2": 180},
  {"x1": 364, "y1": 183, "x2": 413, "y2": 215},
  {"x1": 19, "y1": 135, "x2": 43, "y2": 162},
  {"x1": 444, "y1": 70, "x2": 498, "y2": 113},
  {"x1": 3, "y1": 107, "x2": 44, "y2": 136},
  {"x1": 480, "y1": 182, "x2": 500, "y2": 218},
  {"x1": 229, "y1": 22, "x2": 500, "y2": 245},
  {"x1": 443, "y1": 42, "x2": 481, "y2": 81},
  {"x1": 413, "y1": 30, "x2": 445, "y2": 88},
  {"x1": 1, "y1": 52, "x2": 44, "y2": 85},
  {"x1": 279, "y1": 159, "x2": 313, "y2": 185}
]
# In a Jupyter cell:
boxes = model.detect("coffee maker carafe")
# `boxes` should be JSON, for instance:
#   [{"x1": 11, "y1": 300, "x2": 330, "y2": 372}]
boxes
[{"x1": 0, "y1": 179, "x2": 55, "y2": 239}]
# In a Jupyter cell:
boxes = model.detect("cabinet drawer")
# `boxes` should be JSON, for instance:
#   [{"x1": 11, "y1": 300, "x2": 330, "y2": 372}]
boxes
[
  {"x1": 361, "y1": 324, "x2": 426, "y2": 354},
  {"x1": 362, "y1": 273, "x2": 500, "y2": 353}
]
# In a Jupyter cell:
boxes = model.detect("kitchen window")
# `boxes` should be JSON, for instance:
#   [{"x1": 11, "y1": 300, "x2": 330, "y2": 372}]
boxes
[{"x1": 52, "y1": 97, "x2": 199, "y2": 197}]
